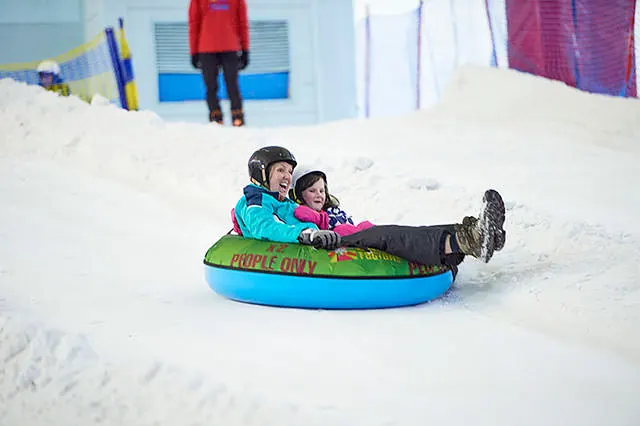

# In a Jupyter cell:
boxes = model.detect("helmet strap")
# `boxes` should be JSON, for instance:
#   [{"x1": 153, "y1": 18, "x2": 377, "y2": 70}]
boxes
[
  {"x1": 261, "y1": 165, "x2": 267, "y2": 186},
  {"x1": 250, "y1": 164, "x2": 269, "y2": 190}
]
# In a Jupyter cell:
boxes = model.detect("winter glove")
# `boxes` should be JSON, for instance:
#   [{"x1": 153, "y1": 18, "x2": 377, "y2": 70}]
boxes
[
  {"x1": 191, "y1": 54, "x2": 200, "y2": 69},
  {"x1": 238, "y1": 50, "x2": 249, "y2": 70},
  {"x1": 298, "y1": 229, "x2": 342, "y2": 250}
]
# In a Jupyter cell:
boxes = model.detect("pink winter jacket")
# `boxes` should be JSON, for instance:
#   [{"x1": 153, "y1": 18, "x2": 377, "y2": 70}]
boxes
[{"x1": 293, "y1": 205, "x2": 375, "y2": 236}]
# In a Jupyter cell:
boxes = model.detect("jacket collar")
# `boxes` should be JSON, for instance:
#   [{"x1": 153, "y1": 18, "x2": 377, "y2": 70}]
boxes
[{"x1": 243, "y1": 183, "x2": 289, "y2": 202}]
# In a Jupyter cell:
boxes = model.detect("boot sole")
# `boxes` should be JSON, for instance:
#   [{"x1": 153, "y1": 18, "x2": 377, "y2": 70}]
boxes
[
  {"x1": 495, "y1": 229, "x2": 506, "y2": 251},
  {"x1": 478, "y1": 189, "x2": 506, "y2": 262}
]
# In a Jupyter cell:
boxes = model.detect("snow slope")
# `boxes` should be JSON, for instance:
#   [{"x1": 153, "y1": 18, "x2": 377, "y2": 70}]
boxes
[{"x1": 1, "y1": 65, "x2": 640, "y2": 425}]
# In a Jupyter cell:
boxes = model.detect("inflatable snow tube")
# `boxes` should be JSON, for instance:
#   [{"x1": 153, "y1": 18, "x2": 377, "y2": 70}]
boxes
[{"x1": 203, "y1": 235, "x2": 455, "y2": 309}]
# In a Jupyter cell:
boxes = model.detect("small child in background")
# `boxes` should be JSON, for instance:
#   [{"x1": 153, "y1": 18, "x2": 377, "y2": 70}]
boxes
[
  {"x1": 290, "y1": 167, "x2": 374, "y2": 236},
  {"x1": 37, "y1": 60, "x2": 71, "y2": 97}
]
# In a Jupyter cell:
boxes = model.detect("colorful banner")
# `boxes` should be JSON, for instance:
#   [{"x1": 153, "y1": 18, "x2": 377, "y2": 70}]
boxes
[{"x1": 204, "y1": 235, "x2": 449, "y2": 278}]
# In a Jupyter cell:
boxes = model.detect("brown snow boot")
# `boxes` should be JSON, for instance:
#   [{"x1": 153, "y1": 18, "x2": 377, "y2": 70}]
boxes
[
  {"x1": 454, "y1": 189, "x2": 506, "y2": 263},
  {"x1": 460, "y1": 215, "x2": 506, "y2": 252}
]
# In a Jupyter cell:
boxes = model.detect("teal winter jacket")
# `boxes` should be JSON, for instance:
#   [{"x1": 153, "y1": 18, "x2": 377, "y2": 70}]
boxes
[{"x1": 234, "y1": 184, "x2": 318, "y2": 243}]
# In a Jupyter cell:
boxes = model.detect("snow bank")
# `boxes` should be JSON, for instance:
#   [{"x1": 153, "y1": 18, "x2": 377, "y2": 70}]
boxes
[{"x1": 0, "y1": 314, "x2": 337, "y2": 426}]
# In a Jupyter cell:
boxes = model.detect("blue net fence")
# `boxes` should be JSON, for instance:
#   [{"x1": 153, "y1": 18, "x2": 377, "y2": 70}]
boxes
[
  {"x1": 0, "y1": 20, "x2": 138, "y2": 110},
  {"x1": 356, "y1": 0, "x2": 639, "y2": 118}
]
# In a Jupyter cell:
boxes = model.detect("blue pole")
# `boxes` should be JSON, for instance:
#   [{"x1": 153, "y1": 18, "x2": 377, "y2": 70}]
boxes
[
  {"x1": 364, "y1": 4, "x2": 371, "y2": 118},
  {"x1": 105, "y1": 26, "x2": 129, "y2": 110},
  {"x1": 570, "y1": 0, "x2": 581, "y2": 89},
  {"x1": 484, "y1": 0, "x2": 498, "y2": 67},
  {"x1": 417, "y1": 0, "x2": 423, "y2": 109}
]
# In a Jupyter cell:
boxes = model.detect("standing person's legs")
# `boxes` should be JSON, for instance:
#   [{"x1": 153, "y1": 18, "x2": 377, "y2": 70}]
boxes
[
  {"x1": 218, "y1": 51, "x2": 244, "y2": 126},
  {"x1": 199, "y1": 53, "x2": 223, "y2": 124}
]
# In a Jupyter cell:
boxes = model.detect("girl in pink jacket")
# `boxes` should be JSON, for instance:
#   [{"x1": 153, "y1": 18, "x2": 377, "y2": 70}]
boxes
[{"x1": 290, "y1": 167, "x2": 375, "y2": 236}]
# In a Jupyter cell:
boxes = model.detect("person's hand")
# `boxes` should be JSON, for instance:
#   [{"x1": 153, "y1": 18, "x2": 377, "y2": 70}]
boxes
[
  {"x1": 298, "y1": 229, "x2": 341, "y2": 250},
  {"x1": 238, "y1": 50, "x2": 249, "y2": 70},
  {"x1": 191, "y1": 54, "x2": 200, "y2": 69}
]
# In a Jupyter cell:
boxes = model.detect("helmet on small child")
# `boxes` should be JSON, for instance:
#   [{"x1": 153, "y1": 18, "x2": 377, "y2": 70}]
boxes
[
  {"x1": 36, "y1": 60, "x2": 61, "y2": 75},
  {"x1": 248, "y1": 146, "x2": 297, "y2": 187},
  {"x1": 290, "y1": 166, "x2": 340, "y2": 209},
  {"x1": 291, "y1": 167, "x2": 327, "y2": 203}
]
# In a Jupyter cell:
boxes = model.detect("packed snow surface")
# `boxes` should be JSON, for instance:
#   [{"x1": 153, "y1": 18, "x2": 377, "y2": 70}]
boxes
[{"x1": 1, "y1": 66, "x2": 639, "y2": 425}]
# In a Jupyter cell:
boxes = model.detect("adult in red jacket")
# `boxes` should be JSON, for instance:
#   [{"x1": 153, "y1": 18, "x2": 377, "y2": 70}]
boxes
[{"x1": 189, "y1": 0, "x2": 250, "y2": 126}]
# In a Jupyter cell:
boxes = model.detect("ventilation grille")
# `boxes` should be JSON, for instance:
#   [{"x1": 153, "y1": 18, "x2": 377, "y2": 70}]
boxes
[{"x1": 154, "y1": 20, "x2": 290, "y2": 74}]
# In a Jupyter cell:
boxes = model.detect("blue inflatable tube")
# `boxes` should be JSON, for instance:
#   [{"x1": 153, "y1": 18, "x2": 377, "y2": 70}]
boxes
[
  {"x1": 203, "y1": 235, "x2": 455, "y2": 309},
  {"x1": 204, "y1": 264, "x2": 454, "y2": 309}
]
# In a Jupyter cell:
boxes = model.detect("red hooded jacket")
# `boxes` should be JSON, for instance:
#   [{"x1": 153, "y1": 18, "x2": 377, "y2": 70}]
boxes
[{"x1": 188, "y1": 0, "x2": 249, "y2": 55}]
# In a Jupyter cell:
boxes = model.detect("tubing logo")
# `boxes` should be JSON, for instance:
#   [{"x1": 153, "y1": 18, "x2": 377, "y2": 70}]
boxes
[
  {"x1": 328, "y1": 247, "x2": 358, "y2": 263},
  {"x1": 209, "y1": 0, "x2": 230, "y2": 11}
]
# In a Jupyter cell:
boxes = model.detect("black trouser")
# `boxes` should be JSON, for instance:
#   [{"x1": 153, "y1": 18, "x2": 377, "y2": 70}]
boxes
[
  {"x1": 341, "y1": 224, "x2": 465, "y2": 268},
  {"x1": 199, "y1": 52, "x2": 243, "y2": 112}
]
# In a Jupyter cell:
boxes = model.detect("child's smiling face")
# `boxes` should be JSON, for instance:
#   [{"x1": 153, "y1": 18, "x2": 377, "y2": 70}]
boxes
[{"x1": 301, "y1": 179, "x2": 326, "y2": 212}]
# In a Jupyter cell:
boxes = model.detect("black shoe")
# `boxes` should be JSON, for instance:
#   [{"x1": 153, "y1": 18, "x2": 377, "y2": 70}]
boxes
[
  {"x1": 231, "y1": 109, "x2": 245, "y2": 127},
  {"x1": 209, "y1": 109, "x2": 223, "y2": 124}
]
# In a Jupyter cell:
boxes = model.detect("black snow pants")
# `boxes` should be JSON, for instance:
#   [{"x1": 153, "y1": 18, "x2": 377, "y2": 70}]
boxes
[
  {"x1": 340, "y1": 224, "x2": 465, "y2": 268},
  {"x1": 199, "y1": 52, "x2": 243, "y2": 112}
]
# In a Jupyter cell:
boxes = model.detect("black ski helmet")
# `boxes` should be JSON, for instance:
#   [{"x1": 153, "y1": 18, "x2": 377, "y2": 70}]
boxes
[{"x1": 248, "y1": 146, "x2": 297, "y2": 187}]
